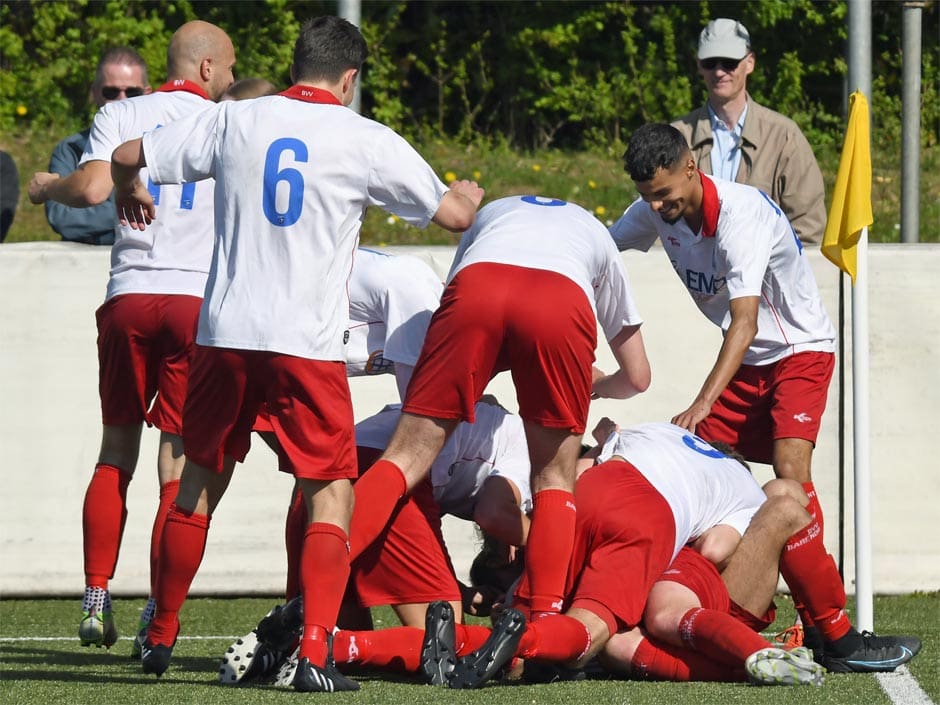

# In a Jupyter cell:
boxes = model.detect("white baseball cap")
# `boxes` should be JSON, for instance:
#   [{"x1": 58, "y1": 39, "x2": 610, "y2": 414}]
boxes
[{"x1": 698, "y1": 18, "x2": 751, "y2": 60}]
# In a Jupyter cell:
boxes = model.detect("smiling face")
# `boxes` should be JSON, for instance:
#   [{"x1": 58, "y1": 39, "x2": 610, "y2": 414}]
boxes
[
  {"x1": 634, "y1": 156, "x2": 699, "y2": 226},
  {"x1": 698, "y1": 52, "x2": 755, "y2": 105}
]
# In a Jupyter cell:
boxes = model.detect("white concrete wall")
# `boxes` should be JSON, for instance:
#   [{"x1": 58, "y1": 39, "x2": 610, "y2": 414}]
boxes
[{"x1": 1, "y1": 241, "x2": 937, "y2": 597}]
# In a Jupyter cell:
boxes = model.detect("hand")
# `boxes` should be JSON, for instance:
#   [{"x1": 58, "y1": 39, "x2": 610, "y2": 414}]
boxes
[
  {"x1": 28, "y1": 172, "x2": 59, "y2": 204},
  {"x1": 448, "y1": 179, "x2": 485, "y2": 209},
  {"x1": 671, "y1": 399, "x2": 713, "y2": 433},
  {"x1": 592, "y1": 417, "x2": 619, "y2": 446},
  {"x1": 114, "y1": 178, "x2": 156, "y2": 230}
]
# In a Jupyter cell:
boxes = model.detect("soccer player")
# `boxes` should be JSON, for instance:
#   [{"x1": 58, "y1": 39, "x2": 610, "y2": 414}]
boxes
[
  {"x1": 609, "y1": 122, "x2": 839, "y2": 653},
  {"x1": 347, "y1": 194, "x2": 651, "y2": 652},
  {"x1": 28, "y1": 20, "x2": 235, "y2": 651},
  {"x1": 110, "y1": 16, "x2": 482, "y2": 691}
]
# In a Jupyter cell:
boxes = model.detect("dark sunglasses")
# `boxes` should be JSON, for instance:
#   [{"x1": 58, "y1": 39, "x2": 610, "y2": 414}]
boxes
[
  {"x1": 700, "y1": 57, "x2": 743, "y2": 71},
  {"x1": 101, "y1": 86, "x2": 145, "y2": 100}
]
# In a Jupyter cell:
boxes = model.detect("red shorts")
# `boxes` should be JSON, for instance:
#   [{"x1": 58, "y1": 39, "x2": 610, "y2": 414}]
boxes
[
  {"x1": 182, "y1": 346, "x2": 356, "y2": 479},
  {"x1": 403, "y1": 263, "x2": 596, "y2": 433},
  {"x1": 659, "y1": 546, "x2": 730, "y2": 612},
  {"x1": 517, "y1": 459, "x2": 675, "y2": 637},
  {"x1": 350, "y1": 467, "x2": 460, "y2": 607},
  {"x1": 695, "y1": 351, "x2": 835, "y2": 464},
  {"x1": 96, "y1": 293, "x2": 201, "y2": 434}
]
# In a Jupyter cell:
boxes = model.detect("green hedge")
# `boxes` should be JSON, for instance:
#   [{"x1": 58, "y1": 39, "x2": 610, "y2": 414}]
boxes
[{"x1": 2, "y1": 0, "x2": 938, "y2": 154}]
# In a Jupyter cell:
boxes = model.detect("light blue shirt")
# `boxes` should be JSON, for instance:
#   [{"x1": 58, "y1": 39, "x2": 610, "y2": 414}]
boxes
[{"x1": 707, "y1": 103, "x2": 747, "y2": 182}]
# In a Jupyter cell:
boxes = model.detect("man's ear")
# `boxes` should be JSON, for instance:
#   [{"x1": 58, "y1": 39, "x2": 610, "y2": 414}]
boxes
[{"x1": 200, "y1": 57, "x2": 213, "y2": 82}]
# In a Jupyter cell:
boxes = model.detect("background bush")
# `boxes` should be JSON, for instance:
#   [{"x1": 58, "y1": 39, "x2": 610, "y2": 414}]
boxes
[{"x1": 1, "y1": 0, "x2": 937, "y2": 243}]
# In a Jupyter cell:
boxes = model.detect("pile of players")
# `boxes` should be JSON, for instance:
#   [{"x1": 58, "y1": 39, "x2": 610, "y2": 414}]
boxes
[{"x1": 30, "y1": 15, "x2": 921, "y2": 694}]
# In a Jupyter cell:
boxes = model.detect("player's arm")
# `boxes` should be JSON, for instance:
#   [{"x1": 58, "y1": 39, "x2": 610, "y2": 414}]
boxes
[
  {"x1": 431, "y1": 179, "x2": 484, "y2": 233},
  {"x1": 29, "y1": 160, "x2": 113, "y2": 208},
  {"x1": 672, "y1": 295, "x2": 759, "y2": 432},
  {"x1": 592, "y1": 323, "x2": 651, "y2": 400},
  {"x1": 110, "y1": 137, "x2": 156, "y2": 230},
  {"x1": 472, "y1": 475, "x2": 529, "y2": 547}
]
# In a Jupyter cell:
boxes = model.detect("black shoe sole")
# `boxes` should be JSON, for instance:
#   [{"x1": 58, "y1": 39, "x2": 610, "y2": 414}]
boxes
[
  {"x1": 449, "y1": 608, "x2": 526, "y2": 689},
  {"x1": 420, "y1": 601, "x2": 458, "y2": 686}
]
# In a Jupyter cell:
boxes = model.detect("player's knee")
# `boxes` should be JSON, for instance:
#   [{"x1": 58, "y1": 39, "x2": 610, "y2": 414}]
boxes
[{"x1": 763, "y1": 477, "x2": 807, "y2": 505}]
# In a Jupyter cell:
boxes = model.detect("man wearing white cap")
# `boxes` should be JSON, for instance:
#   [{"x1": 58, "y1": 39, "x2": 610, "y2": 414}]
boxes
[{"x1": 671, "y1": 18, "x2": 826, "y2": 245}]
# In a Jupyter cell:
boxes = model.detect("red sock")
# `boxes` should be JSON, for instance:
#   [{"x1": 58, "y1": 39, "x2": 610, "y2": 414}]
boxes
[
  {"x1": 632, "y1": 636, "x2": 745, "y2": 682},
  {"x1": 516, "y1": 613, "x2": 591, "y2": 662},
  {"x1": 455, "y1": 623, "x2": 493, "y2": 655},
  {"x1": 150, "y1": 504, "x2": 210, "y2": 646},
  {"x1": 83, "y1": 463, "x2": 131, "y2": 588},
  {"x1": 284, "y1": 486, "x2": 306, "y2": 600},
  {"x1": 333, "y1": 627, "x2": 423, "y2": 672},
  {"x1": 791, "y1": 482, "x2": 825, "y2": 627},
  {"x1": 149, "y1": 479, "x2": 179, "y2": 596},
  {"x1": 780, "y1": 484, "x2": 849, "y2": 642},
  {"x1": 299, "y1": 523, "x2": 350, "y2": 667},
  {"x1": 525, "y1": 489, "x2": 576, "y2": 614},
  {"x1": 348, "y1": 460, "x2": 407, "y2": 560},
  {"x1": 678, "y1": 608, "x2": 771, "y2": 667}
]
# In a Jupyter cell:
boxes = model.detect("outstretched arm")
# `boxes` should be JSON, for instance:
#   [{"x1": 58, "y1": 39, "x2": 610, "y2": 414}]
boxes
[
  {"x1": 672, "y1": 295, "x2": 758, "y2": 432},
  {"x1": 29, "y1": 160, "x2": 113, "y2": 208},
  {"x1": 592, "y1": 324, "x2": 651, "y2": 400},
  {"x1": 431, "y1": 179, "x2": 484, "y2": 233},
  {"x1": 110, "y1": 138, "x2": 155, "y2": 230}
]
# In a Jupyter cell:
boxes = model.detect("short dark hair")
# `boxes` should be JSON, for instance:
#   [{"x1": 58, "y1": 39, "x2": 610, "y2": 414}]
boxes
[
  {"x1": 292, "y1": 16, "x2": 368, "y2": 83},
  {"x1": 622, "y1": 123, "x2": 690, "y2": 182},
  {"x1": 95, "y1": 46, "x2": 149, "y2": 86}
]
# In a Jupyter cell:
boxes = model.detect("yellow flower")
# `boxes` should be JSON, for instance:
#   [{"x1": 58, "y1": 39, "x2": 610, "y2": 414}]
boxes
[
  {"x1": 532, "y1": 164, "x2": 541, "y2": 172},
  {"x1": 595, "y1": 205, "x2": 607, "y2": 216},
  {"x1": 386, "y1": 215, "x2": 400, "y2": 225},
  {"x1": 472, "y1": 170, "x2": 481, "y2": 180},
  {"x1": 588, "y1": 180, "x2": 597, "y2": 189},
  {"x1": 444, "y1": 171, "x2": 457, "y2": 182},
  {"x1": 16, "y1": 104, "x2": 27, "y2": 116}
]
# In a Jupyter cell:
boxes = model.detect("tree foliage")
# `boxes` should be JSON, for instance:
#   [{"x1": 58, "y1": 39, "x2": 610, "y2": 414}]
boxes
[{"x1": 1, "y1": 0, "x2": 937, "y2": 153}]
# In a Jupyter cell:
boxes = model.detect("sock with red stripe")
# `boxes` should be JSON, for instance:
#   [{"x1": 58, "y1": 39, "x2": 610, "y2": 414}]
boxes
[
  {"x1": 149, "y1": 479, "x2": 179, "y2": 595},
  {"x1": 678, "y1": 607, "x2": 771, "y2": 667},
  {"x1": 333, "y1": 627, "x2": 423, "y2": 672},
  {"x1": 455, "y1": 622, "x2": 493, "y2": 654},
  {"x1": 525, "y1": 489, "x2": 576, "y2": 614},
  {"x1": 516, "y1": 612, "x2": 591, "y2": 662},
  {"x1": 82, "y1": 463, "x2": 131, "y2": 588},
  {"x1": 283, "y1": 486, "x2": 307, "y2": 600},
  {"x1": 791, "y1": 481, "x2": 825, "y2": 628},
  {"x1": 299, "y1": 523, "x2": 350, "y2": 667},
  {"x1": 149, "y1": 504, "x2": 210, "y2": 646},
  {"x1": 631, "y1": 635, "x2": 745, "y2": 682},
  {"x1": 780, "y1": 483, "x2": 850, "y2": 642},
  {"x1": 348, "y1": 460, "x2": 407, "y2": 560}
]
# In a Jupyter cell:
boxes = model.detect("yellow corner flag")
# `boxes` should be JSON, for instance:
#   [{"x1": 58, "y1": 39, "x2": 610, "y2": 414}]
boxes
[{"x1": 821, "y1": 90, "x2": 873, "y2": 285}]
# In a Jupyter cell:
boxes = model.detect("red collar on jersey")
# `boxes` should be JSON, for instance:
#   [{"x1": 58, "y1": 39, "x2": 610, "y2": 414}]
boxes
[
  {"x1": 698, "y1": 170, "x2": 720, "y2": 238},
  {"x1": 156, "y1": 79, "x2": 210, "y2": 100},
  {"x1": 280, "y1": 84, "x2": 342, "y2": 105}
]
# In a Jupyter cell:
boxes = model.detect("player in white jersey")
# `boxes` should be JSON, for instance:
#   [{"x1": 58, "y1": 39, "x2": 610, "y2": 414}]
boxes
[
  {"x1": 346, "y1": 248, "x2": 444, "y2": 398},
  {"x1": 609, "y1": 123, "x2": 839, "y2": 653},
  {"x1": 27, "y1": 20, "x2": 235, "y2": 652},
  {"x1": 111, "y1": 17, "x2": 482, "y2": 690},
  {"x1": 348, "y1": 195, "x2": 651, "y2": 654}
]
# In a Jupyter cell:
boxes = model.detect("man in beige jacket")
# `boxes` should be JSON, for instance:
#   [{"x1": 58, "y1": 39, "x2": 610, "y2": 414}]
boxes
[{"x1": 672, "y1": 18, "x2": 826, "y2": 245}]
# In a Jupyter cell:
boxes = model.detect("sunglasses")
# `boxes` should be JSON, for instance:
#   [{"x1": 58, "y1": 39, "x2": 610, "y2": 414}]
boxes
[
  {"x1": 700, "y1": 57, "x2": 743, "y2": 71},
  {"x1": 101, "y1": 86, "x2": 145, "y2": 100}
]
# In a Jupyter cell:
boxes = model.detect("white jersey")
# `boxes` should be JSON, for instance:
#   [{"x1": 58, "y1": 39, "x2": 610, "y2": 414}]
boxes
[
  {"x1": 81, "y1": 83, "x2": 217, "y2": 300},
  {"x1": 143, "y1": 87, "x2": 449, "y2": 360},
  {"x1": 345, "y1": 248, "x2": 442, "y2": 377},
  {"x1": 448, "y1": 196, "x2": 643, "y2": 341},
  {"x1": 609, "y1": 175, "x2": 835, "y2": 364},
  {"x1": 597, "y1": 421, "x2": 766, "y2": 559},
  {"x1": 355, "y1": 402, "x2": 532, "y2": 520}
]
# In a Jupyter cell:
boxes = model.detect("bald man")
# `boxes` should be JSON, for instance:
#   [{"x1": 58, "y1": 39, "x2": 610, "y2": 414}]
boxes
[{"x1": 28, "y1": 20, "x2": 235, "y2": 656}]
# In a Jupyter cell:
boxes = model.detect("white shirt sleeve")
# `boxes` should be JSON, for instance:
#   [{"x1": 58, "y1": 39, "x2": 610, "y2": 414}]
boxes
[
  {"x1": 716, "y1": 203, "x2": 773, "y2": 300},
  {"x1": 143, "y1": 104, "x2": 223, "y2": 185},
  {"x1": 609, "y1": 198, "x2": 660, "y2": 252}
]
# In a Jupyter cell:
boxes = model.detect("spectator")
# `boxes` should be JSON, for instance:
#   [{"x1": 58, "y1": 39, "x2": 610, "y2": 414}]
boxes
[
  {"x1": 671, "y1": 18, "x2": 826, "y2": 245},
  {"x1": 45, "y1": 47, "x2": 151, "y2": 245},
  {"x1": 221, "y1": 76, "x2": 278, "y2": 100},
  {"x1": 0, "y1": 150, "x2": 18, "y2": 241}
]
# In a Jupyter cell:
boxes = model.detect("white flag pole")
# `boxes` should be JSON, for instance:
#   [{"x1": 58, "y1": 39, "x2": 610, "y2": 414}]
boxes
[{"x1": 852, "y1": 225, "x2": 873, "y2": 631}]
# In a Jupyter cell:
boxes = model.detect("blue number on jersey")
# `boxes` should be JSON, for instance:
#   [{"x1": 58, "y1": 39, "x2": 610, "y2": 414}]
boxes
[
  {"x1": 521, "y1": 195, "x2": 566, "y2": 207},
  {"x1": 263, "y1": 138, "x2": 308, "y2": 227},
  {"x1": 145, "y1": 123, "x2": 196, "y2": 209},
  {"x1": 681, "y1": 433, "x2": 726, "y2": 459}
]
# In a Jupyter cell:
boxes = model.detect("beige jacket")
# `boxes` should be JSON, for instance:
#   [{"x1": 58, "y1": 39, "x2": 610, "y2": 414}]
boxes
[{"x1": 671, "y1": 97, "x2": 826, "y2": 244}]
